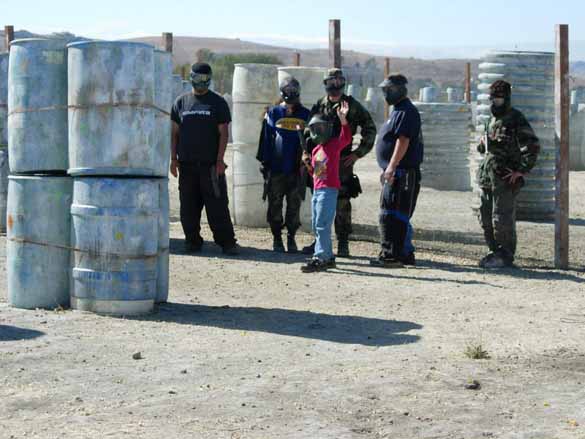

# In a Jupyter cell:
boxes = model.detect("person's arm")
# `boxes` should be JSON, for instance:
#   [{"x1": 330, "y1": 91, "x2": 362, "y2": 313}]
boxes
[
  {"x1": 383, "y1": 136, "x2": 410, "y2": 184},
  {"x1": 336, "y1": 101, "x2": 350, "y2": 152},
  {"x1": 503, "y1": 113, "x2": 540, "y2": 184},
  {"x1": 170, "y1": 122, "x2": 180, "y2": 178},
  {"x1": 216, "y1": 123, "x2": 229, "y2": 176}
]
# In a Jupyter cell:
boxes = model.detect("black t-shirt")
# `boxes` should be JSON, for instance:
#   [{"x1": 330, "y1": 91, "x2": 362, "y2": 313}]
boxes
[
  {"x1": 171, "y1": 91, "x2": 231, "y2": 164},
  {"x1": 375, "y1": 98, "x2": 423, "y2": 170}
]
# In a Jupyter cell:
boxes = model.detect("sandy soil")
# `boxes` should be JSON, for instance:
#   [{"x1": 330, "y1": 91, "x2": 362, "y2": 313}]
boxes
[{"x1": 1, "y1": 153, "x2": 584, "y2": 439}]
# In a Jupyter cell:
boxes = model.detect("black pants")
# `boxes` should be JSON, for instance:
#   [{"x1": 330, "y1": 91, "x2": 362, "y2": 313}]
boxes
[
  {"x1": 179, "y1": 163, "x2": 236, "y2": 248},
  {"x1": 379, "y1": 169, "x2": 421, "y2": 259},
  {"x1": 266, "y1": 173, "x2": 302, "y2": 236}
]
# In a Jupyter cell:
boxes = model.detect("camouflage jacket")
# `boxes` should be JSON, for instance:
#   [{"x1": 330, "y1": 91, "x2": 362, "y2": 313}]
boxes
[
  {"x1": 307, "y1": 94, "x2": 377, "y2": 158},
  {"x1": 477, "y1": 107, "x2": 540, "y2": 188}
]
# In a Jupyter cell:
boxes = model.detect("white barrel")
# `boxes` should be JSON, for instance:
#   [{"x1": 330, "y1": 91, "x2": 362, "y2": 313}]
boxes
[
  {"x1": 365, "y1": 87, "x2": 386, "y2": 126},
  {"x1": 421, "y1": 87, "x2": 438, "y2": 103},
  {"x1": 223, "y1": 93, "x2": 233, "y2": 143},
  {"x1": 416, "y1": 103, "x2": 472, "y2": 191},
  {"x1": 67, "y1": 41, "x2": 159, "y2": 176},
  {"x1": 570, "y1": 109, "x2": 585, "y2": 171},
  {"x1": 0, "y1": 148, "x2": 7, "y2": 232},
  {"x1": 0, "y1": 53, "x2": 8, "y2": 233},
  {"x1": 7, "y1": 175, "x2": 73, "y2": 309},
  {"x1": 70, "y1": 177, "x2": 159, "y2": 315},
  {"x1": 446, "y1": 87, "x2": 461, "y2": 103},
  {"x1": 347, "y1": 84, "x2": 362, "y2": 100},
  {"x1": 277, "y1": 66, "x2": 326, "y2": 230},
  {"x1": 8, "y1": 39, "x2": 68, "y2": 173},
  {"x1": 154, "y1": 50, "x2": 173, "y2": 177},
  {"x1": 231, "y1": 64, "x2": 279, "y2": 227},
  {"x1": 473, "y1": 51, "x2": 555, "y2": 221}
]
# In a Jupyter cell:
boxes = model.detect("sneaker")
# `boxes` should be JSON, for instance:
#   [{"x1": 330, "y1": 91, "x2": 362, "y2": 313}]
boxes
[
  {"x1": 185, "y1": 240, "x2": 202, "y2": 253},
  {"x1": 302, "y1": 241, "x2": 315, "y2": 255},
  {"x1": 287, "y1": 235, "x2": 298, "y2": 253},
  {"x1": 301, "y1": 258, "x2": 329, "y2": 273},
  {"x1": 273, "y1": 236, "x2": 285, "y2": 253},
  {"x1": 369, "y1": 257, "x2": 404, "y2": 268},
  {"x1": 400, "y1": 253, "x2": 416, "y2": 266},
  {"x1": 222, "y1": 243, "x2": 241, "y2": 256}
]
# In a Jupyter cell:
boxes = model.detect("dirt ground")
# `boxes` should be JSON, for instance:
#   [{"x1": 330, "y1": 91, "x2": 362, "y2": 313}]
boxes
[{"x1": 1, "y1": 153, "x2": 585, "y2": 439}]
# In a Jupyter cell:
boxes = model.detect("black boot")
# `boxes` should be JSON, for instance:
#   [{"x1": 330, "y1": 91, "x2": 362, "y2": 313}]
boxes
[
  {"x1": 287, "y1": 233, "x2": 298, "y2": 253},
  {"x1": 302, "y1": 240, "x2": 315, "y2": 255},
  {"x1": 337, "y1": 238, "x2": 350, "y2": 258},
  {"x1": 273, "y1": 234, "x2": 285, "y2": 253}
]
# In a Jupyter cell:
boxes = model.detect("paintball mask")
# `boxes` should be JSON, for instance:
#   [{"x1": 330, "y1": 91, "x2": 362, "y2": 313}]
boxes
[
  {"x1": 190, "y1": 62, "x2": 212, "y2": 93},
  {"x1": 324, "y1": 68, "x2": 346, "y2": 97},
  {"x1": 378, "y1": 74, "x2": 408, "y2": 106},
  {"x1": 279, "y1": 77, "x2": 301, "y2": 104},
  {"x1": 489, "y1": 80, "x2": 512, "y2": 117},
  {"x1": 308, "y1": 114, "x2": 333, "y2": 145}
]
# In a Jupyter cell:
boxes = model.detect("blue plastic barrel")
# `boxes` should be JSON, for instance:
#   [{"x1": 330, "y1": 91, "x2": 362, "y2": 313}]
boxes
[
  {"x1": 70, "y1": 177, "x2": 159, "y2": 315},
  {"x1": 7, "y1": 175, "x2": 73, "y2": 309},
  {"x1": 67, "y1": 41, "x2": 160, "y2": 176},
  {"x1": 157, "y1": 178, "x2": 169, "y2": 303},
  {"x1": 8, "y1": 39, "x2": 68, "y2": 173}
]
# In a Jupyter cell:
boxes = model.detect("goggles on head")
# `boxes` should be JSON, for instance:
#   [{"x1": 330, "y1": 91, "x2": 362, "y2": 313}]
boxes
[
  {"x1": 281, "y1": 84, "x2": 300, "y2": 97},
  {"x1": 190, "y1": 73, "x2": 212, "y2": 85},
  {"x1": 324, "y1": 77, "x2": 346, "y2": 89}
]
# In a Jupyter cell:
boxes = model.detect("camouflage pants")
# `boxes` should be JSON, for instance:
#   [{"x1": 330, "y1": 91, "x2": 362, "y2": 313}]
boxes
[
  {"x1": 478, "y1": 180, "x2": 520, "y2": 257},
  {"x1": 335, "y1": 162, "x2": 354, "y2": 240},
  {"x1": 266, "y1": 173, "x2": 302, "y2": 235}
]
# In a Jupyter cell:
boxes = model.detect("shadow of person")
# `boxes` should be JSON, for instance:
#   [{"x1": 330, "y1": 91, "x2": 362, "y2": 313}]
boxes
[
  {"x1": 0, "y1": 325, "x2": 45, "y2": 342},
  {"x1": 169, "y1": 238, "x2": 307, "y2": 264},
  {"x1": 133, "y1": 303, "x2": 422, "y2": 347}
]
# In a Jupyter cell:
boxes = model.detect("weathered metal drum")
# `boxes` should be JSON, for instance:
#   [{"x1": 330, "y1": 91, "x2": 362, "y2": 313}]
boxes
[
  {"x1": 0, "y1": 53, "x2": 8, "y2": 233},
  {"x1": 7, "y1": 175, "x2": 72, "y2": 309},
  {"x1": 154, "y1": 50, "x2": 173, "y2": 177},
  {"x1": 8, "y1": 39, "x2": 68, "y2": 173},
  {"x1": 0, "y1": 148, "x2": 8, "y2": 232},
  {"x1": 70, "y1": 177, "x2": 159, "y2": 315},
  {"x1": 157, "y1": 178, "x2": 170, "y2": 303},
  {"x1": 231, "y1": 64, "x2": 279, "y2": 227},
  {"x1": 67, "y1": 41, "x2": 160, "y2": 176}
]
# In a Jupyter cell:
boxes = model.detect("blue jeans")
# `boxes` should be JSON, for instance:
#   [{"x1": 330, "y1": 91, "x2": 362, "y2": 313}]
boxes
[{"x1": 312, "y1": 188, "x2": 338, "y2": 261}]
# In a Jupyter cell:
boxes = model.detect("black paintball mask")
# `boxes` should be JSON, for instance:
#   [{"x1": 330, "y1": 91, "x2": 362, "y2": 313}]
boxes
[
  {"x1": 489, "y1": 80, "x2": 512, "y2": 117},
  {"x1": 190, "y1": 62, "x2": 212, "y2": 93},
  {"x1": 308, "y1": 114, "x2": 333, "y2": 145},
  {"x1": 379, "y1": 74, "x2": 408, "y2": 106},
  {"x1": 279, "y1": 77, "x2": 301, "y2": 105},
  {"x1": 324, "y1": 68, "x2": 346, "y2": 98}
]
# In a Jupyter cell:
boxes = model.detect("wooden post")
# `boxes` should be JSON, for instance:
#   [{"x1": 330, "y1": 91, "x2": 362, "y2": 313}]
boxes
[
  {"x1": 5, "y1": 25, "x2": 14, "y2": 51},
  {"x1": 162, "y1": 32, "x2": 173, "y2": 53},
  {"x1": 293, "y1": 52, "x2": 301, "y2": 67},
  {"x1": 465, "y1": 62, "x2": 472, "y2": 104},
  {"x1": 384, "y1": 57, "x2": 390, "y2": 120},
  {"x1": 329, "y1": 19, "x2": 341, "y2": 69},
  {"x1": 554, "y1": 24, "x2": 569, "y2": 269}
]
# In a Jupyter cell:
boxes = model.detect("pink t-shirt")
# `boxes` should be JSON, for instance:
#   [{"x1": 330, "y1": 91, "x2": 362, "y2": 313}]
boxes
[{"x1": 310, "y1": 124, "x2": 352, "y2": 190}]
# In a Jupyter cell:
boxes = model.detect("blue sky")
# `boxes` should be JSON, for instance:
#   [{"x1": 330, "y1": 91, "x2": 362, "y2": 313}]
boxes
[{"x1": 5, "y1": 0, "x2": 585, "y2": 58}]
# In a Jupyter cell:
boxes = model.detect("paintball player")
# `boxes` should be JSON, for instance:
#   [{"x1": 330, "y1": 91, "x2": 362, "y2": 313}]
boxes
[
  {"x1": 476, "y1": 80, "x2": 540, "y2": 268},
  {"x1": 256, "y1": 77, "x2": 311, "y2": 253},
  {"x1": 302, "y1": 68, "x2": 377, "y2": 257},
  {"x1": 370, "y1": 74, "x2": 423, "y2": 268},
  {"x1": 170, "y1": 62, "x2": 239, "y2": 255}
]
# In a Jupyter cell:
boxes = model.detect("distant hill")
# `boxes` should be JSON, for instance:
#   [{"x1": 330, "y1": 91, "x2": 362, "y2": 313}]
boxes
[{"x1": 2, "y1": 30, "x2": 585, "y2": 89}]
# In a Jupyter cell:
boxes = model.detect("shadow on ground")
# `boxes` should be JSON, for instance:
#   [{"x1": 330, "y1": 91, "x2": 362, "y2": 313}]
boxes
[
  {"x1": 134, "y1": 304, "x2": 422, "y2": 347},
  {"x1": 0, "y1": 325, "x2": 45, "y2": 342}
]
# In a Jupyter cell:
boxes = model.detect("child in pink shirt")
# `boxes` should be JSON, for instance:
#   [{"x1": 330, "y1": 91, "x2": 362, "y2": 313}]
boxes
[{"x1": 302, "y1": 101, "x2": 351, "y2": 272}]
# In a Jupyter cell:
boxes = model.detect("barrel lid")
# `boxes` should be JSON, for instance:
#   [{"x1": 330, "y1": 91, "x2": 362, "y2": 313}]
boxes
[
  {"x1": 66, "y1": 40, "x2": 154, "y2": 51},
  {"x1": 277, "y1": 66, "x2": 328, "y2": 72},
  {"x1": 485, "y1": 50, "x2": 554, "y2": 57},
  {"x1": 234, "y1": 63, "x2": 279, "y2": 69},
  {"x1": 9, "y1": 38, "x2": 67, "y2": 49},
  {"x1": 9, "y1": 174, "x2": 71, "y2": 181}
]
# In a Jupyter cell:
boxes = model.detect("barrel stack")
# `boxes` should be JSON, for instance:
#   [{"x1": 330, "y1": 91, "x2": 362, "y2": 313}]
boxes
[
  {"x1": 67, "y1": 41, "x2": 171, "y2": 315},
  {"x1": 6, "y1": 38, "x2": 72, "y2": 309}
]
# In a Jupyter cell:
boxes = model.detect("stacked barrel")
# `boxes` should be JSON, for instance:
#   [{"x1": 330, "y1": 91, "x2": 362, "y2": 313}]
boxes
[
  {"x1": 67, "y1": 41, "x2": 171, "y2": 315},
  {"x1": 474, "y1": 51, "x2": 555, "y2": 221},
  {"x1": 0, "y1": 52, "x2": 8, "y2": 233},
  {"x1": 231, "y1": 63, "x2": 279, "y2": 227},
  {"x1": 6, "y1": 39, "x2": 72, "y2": 309}
]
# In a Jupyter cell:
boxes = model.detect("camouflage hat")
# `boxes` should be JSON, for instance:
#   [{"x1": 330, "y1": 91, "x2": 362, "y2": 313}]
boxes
[
  {"x1": 378, "y1": 74, "x2": 408, "y2": 88},
  {"x1": 489, "y1": 80, "x2": 512, "y2": 97}
]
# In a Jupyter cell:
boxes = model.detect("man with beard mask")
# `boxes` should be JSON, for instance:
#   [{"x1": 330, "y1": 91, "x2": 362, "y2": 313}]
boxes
[
  {"x1": 302, "y1": 68, "x2": 377, "y2": 257},
  {"x1": 476, "y1": 80, "x2": 540, "y2": 268},
  {"x1": 370, "y1": 74, "x2": 423, "y2": 268},
  {"x1": 170, "y1": 62, "x2": 239, "y2": 255},
  {"x1": 257, "y1": 77, "x2": 311, "y2": 253}
]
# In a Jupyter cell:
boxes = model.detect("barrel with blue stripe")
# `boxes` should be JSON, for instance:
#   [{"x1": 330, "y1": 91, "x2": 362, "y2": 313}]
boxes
[{"x1": 70, "y1": 177, "x2": 159, "y2": 315}]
